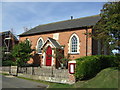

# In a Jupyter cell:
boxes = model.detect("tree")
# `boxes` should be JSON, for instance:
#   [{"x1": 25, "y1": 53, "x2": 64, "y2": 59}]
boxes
[
  {"x1": 0, "y1": 46, "x2": 15, "y2": 66},
  {"x1": 12, "y1": 40, "x2": 34, "y2": 75},
  {"x1": 93, "y1": 2, "x2": 120, "y2": 54}
]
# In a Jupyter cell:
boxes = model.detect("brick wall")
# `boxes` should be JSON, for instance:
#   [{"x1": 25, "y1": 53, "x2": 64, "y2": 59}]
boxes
[{"x1": 19, "y1": 28, "x2": 95, "y2": 65}]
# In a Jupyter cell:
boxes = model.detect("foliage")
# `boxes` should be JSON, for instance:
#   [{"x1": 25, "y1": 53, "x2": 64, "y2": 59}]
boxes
[
  {"x1": 75, "y1": 55, "x2": 119, "y2": 80},
  {"x1": 12, "y1": 40, "x2": 34, "y2": 67},
  {"x1": 2, "y1": 59, "x2": 16, "y2": 66},
  {"x1": 0, "y1": 47, "x2": 15, "y2": 66},
  {"x1": 92, "y1": 2, "x2": 120, "y2": 54},
  {"x1": 55, "y1": 48, "x2": 70, "y2": 69},
  {"x1": 74, "y1": 67, "x2": 119, "y2": 88},
  {"x1": 2, "y1": 53, "x2": 16, "y2": 66}
]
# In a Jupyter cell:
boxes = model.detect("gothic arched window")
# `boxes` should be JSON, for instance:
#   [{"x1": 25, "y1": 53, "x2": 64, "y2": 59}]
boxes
[
  {"x1": 71, "y1": 36, "x2": 78, "y2": 52},
  {"x1": 68, "y1": 33, "x2": 80, "y2": 54},
  {"x1": 36, "y1": 37, "x2": 44, "y2": 54}
]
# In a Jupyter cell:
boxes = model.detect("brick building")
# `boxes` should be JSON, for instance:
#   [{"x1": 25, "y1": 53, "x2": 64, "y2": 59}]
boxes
[
  {"x1": 0, "y1": 31, "x2": 18, "y2": 53},
  {"x1": 19, "y1": 15, "x2": 102, "y2": 68}
]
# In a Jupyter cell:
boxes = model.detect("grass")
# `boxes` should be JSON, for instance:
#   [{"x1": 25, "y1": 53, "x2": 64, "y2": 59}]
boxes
[
  {"x1": 1, "y1": 73, "x2": 9, "y2": 76},
  {"x1": 74, "y1": 67, "x2": 119, "y2": 88},
  {"x1": 1, "y1": 67, "x2": 119, "y2": 88},
  {"x1": 16, "y1": 76, "x2": 73, "y2": 88}
]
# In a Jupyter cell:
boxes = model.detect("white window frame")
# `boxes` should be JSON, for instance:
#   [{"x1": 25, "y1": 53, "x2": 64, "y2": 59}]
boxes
[
  {"x1": 36, "y1": 37, "x2": 44, "y2": 54},
  {"x1": 68, "y1": 33, "x2": 80, "y2": 54}
]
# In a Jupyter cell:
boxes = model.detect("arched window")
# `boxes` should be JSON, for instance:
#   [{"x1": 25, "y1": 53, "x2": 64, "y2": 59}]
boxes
[
  {"x1": 71, "y1": 36, "x2": 77, "y2": 52},
  {"x1": 36, "y1": 37, "x2": 44, "y2": 54},
  {"x1": 68, "y1": 33, "x2": 80, "y2": 54}
]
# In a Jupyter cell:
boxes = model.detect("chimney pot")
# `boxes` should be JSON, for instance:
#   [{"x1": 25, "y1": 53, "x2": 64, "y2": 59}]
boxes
[{"x1": 71, "y1": 16, "x2": 73, "y2": 20}]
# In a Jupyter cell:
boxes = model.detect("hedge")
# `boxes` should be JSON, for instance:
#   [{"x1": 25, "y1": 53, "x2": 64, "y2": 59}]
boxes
[{"x1": 75, "y1": 55, "x2": 120, "y2": 80}]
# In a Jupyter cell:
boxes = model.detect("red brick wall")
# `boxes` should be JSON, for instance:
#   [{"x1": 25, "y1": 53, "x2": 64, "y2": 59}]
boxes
[{"x1": 19, "y1": 28, "x2": 93, "y2": 64}]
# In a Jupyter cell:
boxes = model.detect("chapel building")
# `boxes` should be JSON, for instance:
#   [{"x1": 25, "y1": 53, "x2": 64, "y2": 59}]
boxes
[{"x1": 19, "y1": 15, "x2": 106, "y2": 68}]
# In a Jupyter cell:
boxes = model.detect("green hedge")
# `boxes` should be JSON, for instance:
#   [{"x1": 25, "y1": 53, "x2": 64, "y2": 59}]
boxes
[{"x1": 75, "y1": 55, "x2": 120, "y2": 80}]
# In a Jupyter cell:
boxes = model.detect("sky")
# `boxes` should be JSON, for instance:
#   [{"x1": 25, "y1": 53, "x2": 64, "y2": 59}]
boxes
[{"x1": 1, "y1": 2, "x2": 105, "y2": 37}]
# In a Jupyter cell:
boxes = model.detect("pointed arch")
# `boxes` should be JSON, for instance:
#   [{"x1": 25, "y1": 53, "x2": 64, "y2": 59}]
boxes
[
  {"x1": 36, "y1": 37, "x2": 44, "y2": 54},
  {"x1": 68, "y1": 33, "x2": 80, "y2": 54}
]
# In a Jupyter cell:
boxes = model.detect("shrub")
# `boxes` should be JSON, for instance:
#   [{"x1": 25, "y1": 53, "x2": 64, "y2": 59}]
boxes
[
  {"x1": 2, "y1": 60, "x2": 16, "y2": 66},
  {"x1": 75, "y1": 56, "x2": 101, "y2": 80},
  {"x1": 75, "y1": 55, "x2": 119, "y2": 80}
]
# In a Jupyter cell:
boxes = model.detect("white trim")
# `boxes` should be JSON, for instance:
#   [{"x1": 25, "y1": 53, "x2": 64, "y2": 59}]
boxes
[
  {"x1": 26, "y1": 38, "x2": 31, "y2": 43},
  {"x1": 48, "y1": 38, "x2": 56, "y2": 48},
  {"x1": 36, "y1": 37, "x2": 44, "y2": 53},
  {"x1": 5, "y1": 37, "x2": 11, "y2": 40},
  {"x1": 68, "y1": 33, "x2": 80, "y2": 54},
  {"x1": 37, "y1": 53, "x2": 42, "y2": 55},
  {"x1": 41, "y1": 38, "x2": 58, "y2": 49},
  {"x1": 68, "y1": 52, "x2": 80, "y2": 54},
  {"x1": 53, "y1": 33, "x2": 59, "y2": 40},
  {"x1": 68, "y1": 60, "x2": 76, "y2": 63}
]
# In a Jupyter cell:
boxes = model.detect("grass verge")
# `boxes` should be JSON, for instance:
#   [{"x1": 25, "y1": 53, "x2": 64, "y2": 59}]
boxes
[{"x1": 17, "y1": 76, "x2": 73, "y2": 88}]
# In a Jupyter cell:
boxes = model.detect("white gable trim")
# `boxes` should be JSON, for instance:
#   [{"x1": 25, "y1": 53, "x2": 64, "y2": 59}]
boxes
[{"x1": 41, "y1": 38, "x2": 57, "y2": 49}]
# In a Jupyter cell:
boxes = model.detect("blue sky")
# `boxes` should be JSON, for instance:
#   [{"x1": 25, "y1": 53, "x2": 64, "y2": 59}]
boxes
[{"x1": 2, "y1": 2, "x2": 105, "y2": 36}]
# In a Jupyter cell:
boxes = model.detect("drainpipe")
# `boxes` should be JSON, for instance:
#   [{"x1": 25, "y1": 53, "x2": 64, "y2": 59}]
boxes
[{"x1": 86, "y1": 28, "x2": 88, "y2": 56}]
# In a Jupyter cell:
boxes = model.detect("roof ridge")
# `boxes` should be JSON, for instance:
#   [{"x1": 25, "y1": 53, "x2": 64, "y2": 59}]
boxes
[
  {"x1": 32, "y1": 14, "x2": 99, "y2": 29},
  {"x1": 19, "y1": 14, "x2": 100, "y2": 36}
]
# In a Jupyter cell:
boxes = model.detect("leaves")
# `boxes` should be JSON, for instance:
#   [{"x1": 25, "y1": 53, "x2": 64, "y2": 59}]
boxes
[
  {"x1": 93, "y1": 2, "x2": 120, "y2": 53},
  {"x1": 12, "y1": 40, "x2": 34, "y2": 67}
]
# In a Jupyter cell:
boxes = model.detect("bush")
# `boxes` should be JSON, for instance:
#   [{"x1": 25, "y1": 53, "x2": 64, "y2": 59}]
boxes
[
  {"x1": 75, "y1": 55, "x2": 119, "y2": 80},
  {"x1": 2, "y1": 60, "x2": 16, "y2": 66}
]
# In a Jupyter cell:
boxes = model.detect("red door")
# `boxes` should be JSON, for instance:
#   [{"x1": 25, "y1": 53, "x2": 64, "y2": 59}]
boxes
[{"x1": 46, "y1": 46, "x2": 52, "y2": 66}]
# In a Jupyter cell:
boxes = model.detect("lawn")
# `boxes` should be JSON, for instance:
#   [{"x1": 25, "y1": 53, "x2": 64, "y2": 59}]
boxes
[{"x1": 74, "y1": 67, "x2": 119, "y2": 88}]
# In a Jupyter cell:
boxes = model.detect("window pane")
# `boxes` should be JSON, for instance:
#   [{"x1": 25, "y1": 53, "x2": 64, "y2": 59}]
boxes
[
  {"x1": 37, "y1": 39, "x2": 43, "y2": 53},
  {"x1": 71, "y1": 36, "x2": 78, "y2": 53}
]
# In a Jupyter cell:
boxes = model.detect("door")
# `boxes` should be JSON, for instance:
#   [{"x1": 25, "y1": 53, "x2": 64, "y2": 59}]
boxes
[{"x1": 46, "y1": 46, "x2": 52, "y2": 66}]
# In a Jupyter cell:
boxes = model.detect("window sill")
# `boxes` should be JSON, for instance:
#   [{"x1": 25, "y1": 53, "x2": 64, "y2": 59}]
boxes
[
  {"x1": 36, "y1": 53, "x2": 42, "y2": 55},
  {"x1": 68, "y1": 52, "x2": 80, "y2": 55}
]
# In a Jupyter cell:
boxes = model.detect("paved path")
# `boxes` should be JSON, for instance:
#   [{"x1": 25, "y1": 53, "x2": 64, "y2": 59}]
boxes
[{"x1": 1, "y1": 74, "x2": 48, "y2": 89}]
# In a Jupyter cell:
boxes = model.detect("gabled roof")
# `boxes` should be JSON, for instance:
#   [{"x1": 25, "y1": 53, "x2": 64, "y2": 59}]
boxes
[
  {"x1": 19, "y1": 15, "x2": 100, "y2": 36},
  {"x1": 0, "y1": 31, "x2": 18, "y2": 41},
  {"x1": 41, "y1": 37, "x2": 61, "y2": 49}
]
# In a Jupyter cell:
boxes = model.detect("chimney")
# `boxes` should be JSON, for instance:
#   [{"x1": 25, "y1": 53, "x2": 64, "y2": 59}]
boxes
[
  {"x1": 71, "y1": 16, "x2": 73, "y2": 20},
  {"x1": 24, "y1": 27, "x2": 28, "y2": 32}
]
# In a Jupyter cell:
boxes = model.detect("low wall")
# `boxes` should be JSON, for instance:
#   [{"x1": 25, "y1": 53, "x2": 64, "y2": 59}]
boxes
[{"x1": 1, "y1": 66, "x2": 75, "y2": 84}]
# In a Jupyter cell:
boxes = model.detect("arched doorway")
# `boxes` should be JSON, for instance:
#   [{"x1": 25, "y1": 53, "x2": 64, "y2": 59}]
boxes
[{"x1": 46, "y1": 46, "x2": 52, "y2": 66}]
